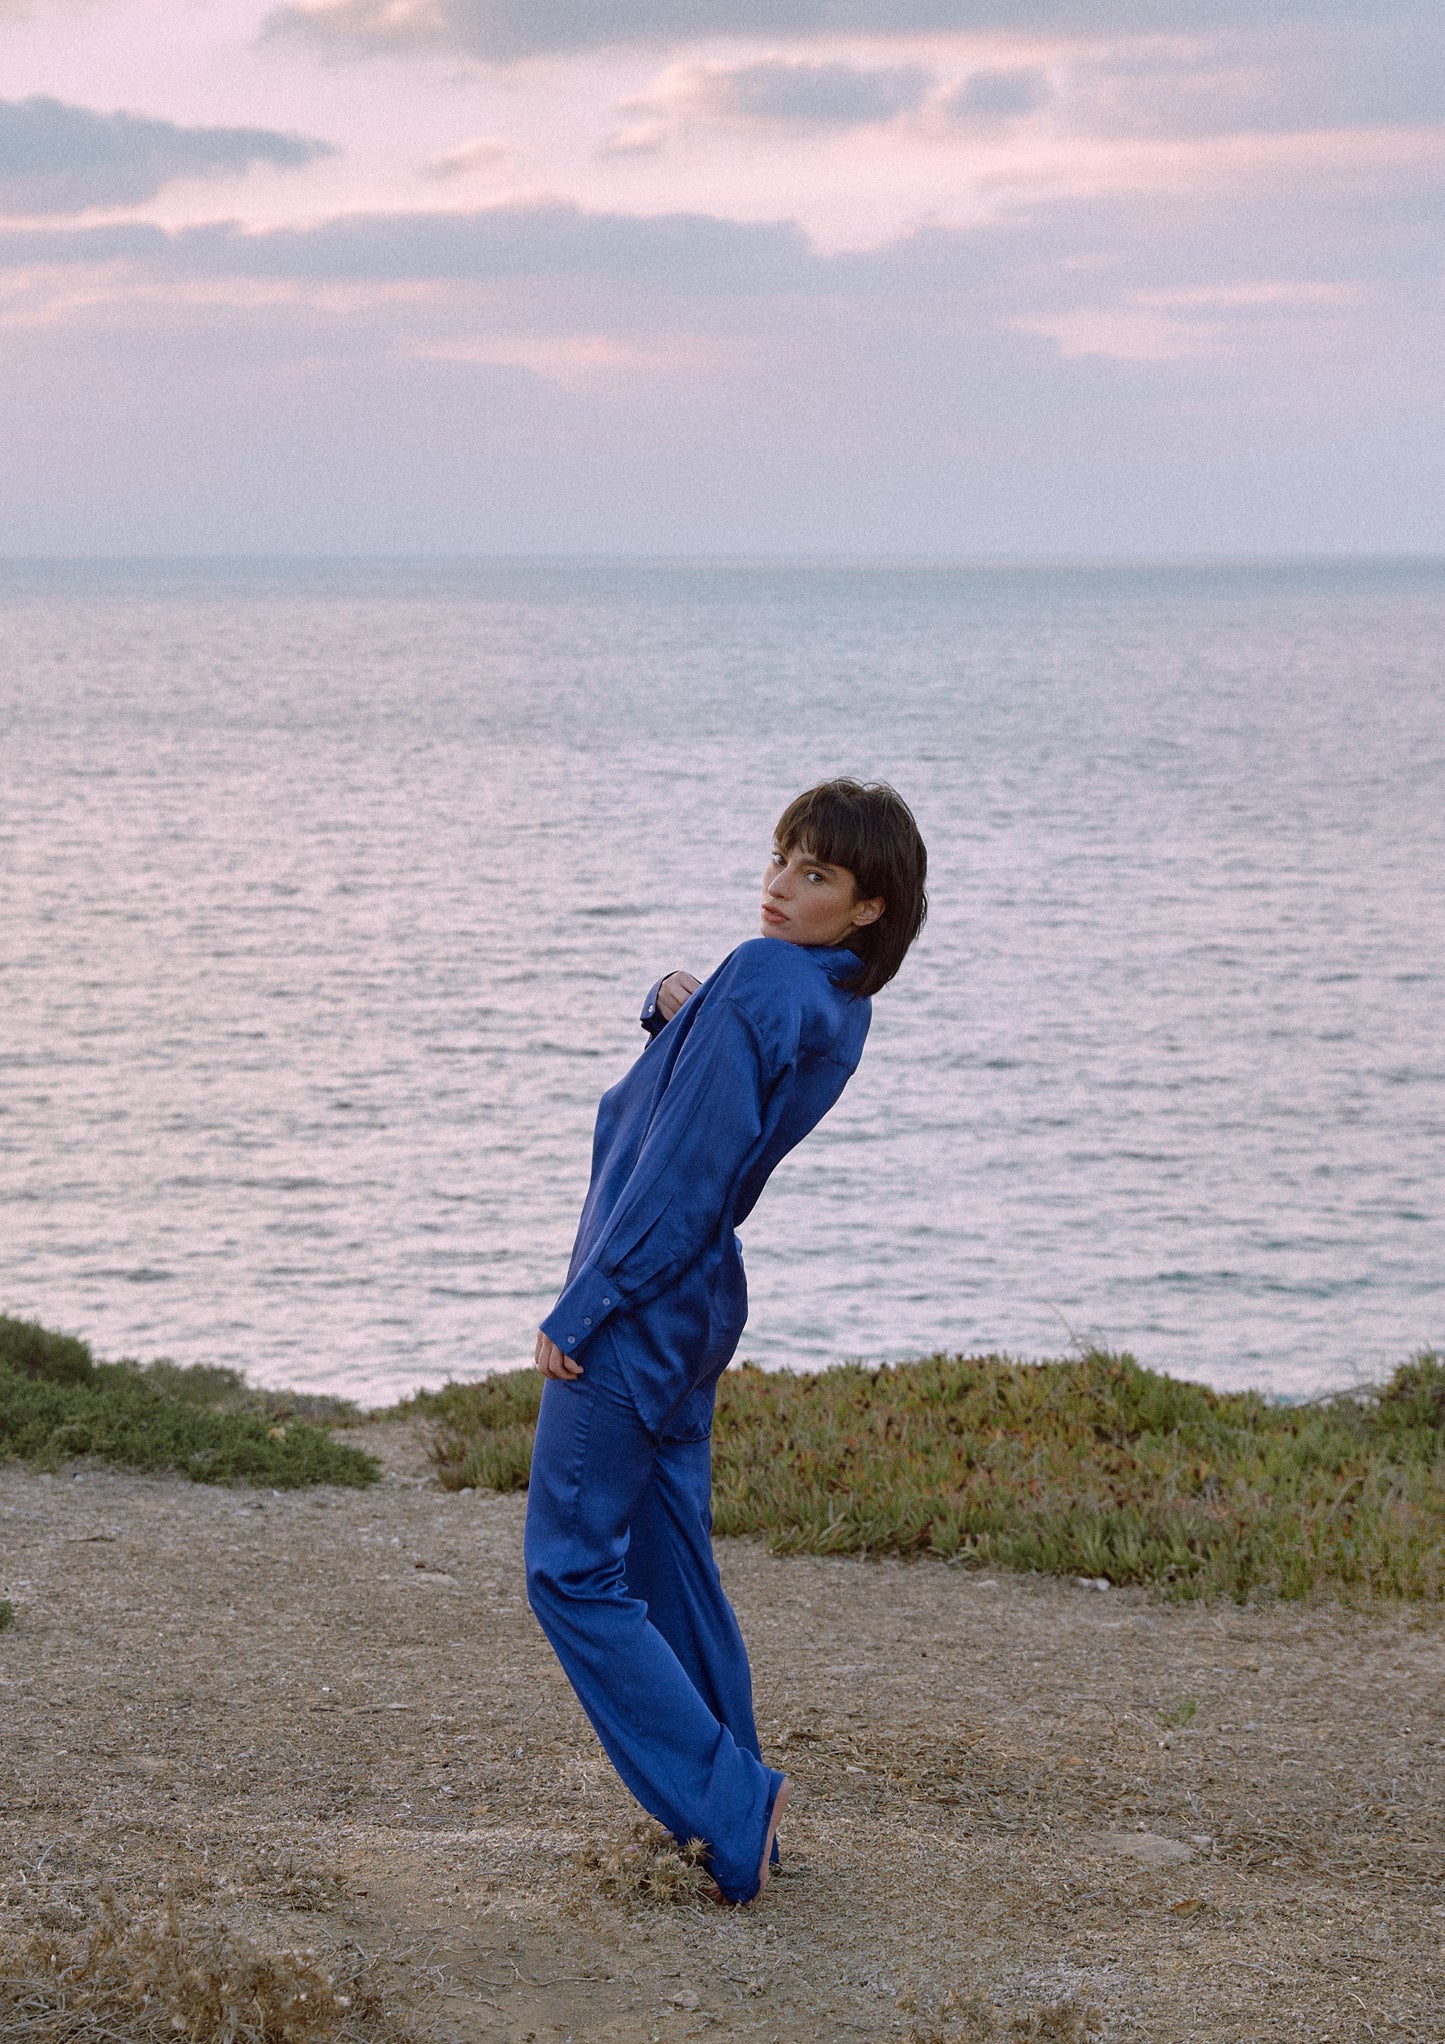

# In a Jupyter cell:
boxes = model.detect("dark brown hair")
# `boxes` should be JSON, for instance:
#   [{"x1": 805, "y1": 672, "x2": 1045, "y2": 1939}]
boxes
[{"x1": 773, "y1": 778, "x2": 928, "y2": 997}]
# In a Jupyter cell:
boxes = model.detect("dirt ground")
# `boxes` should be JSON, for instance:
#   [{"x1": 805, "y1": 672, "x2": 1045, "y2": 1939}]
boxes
[{"x1": 2, "y1": 1421, "x2": 1443, "y2": 2044}]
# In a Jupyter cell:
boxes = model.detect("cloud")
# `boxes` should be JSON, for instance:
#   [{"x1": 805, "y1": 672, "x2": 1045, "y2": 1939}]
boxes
[
  {"x1": 1012, "y1": 280, "x2": 1367, "y2": 359},
  {"x1": 0, "y1": 96, "x2": 336, "y2": 218},
  {"x1": 1070, "y1": 25, "x2": 1445, "y2": 140},
  {"x1": 656, "y1": 59, "x2": 933, "y2": 128},
  {"x1": 598, "y1": 125, "x2": 670, "y2": 158},
  {"x1": 262, "y1": 0, "x2": 1430, "y2": 65},
  {"x1": 942, "y1": 66, "x2": 1051, "y2": 126},
  {"x1": 0, "y1": 173, "x2": 1431, "y2": 315},
  {"x1": 605, "y1": 55, "x2": 937, "y2": 157},
  {"x1": 1139, "y1": 279, "x2": 1365, "y2": 309},
  {"x1": 415, "y1": 331, "x2": 711, "y2": 378},
  {"x1": 0, "y1": 198, "x2": 816, "y2": 289},
  {"x1": 421, "y1": 137, "x2": 516, "y2": 180}
]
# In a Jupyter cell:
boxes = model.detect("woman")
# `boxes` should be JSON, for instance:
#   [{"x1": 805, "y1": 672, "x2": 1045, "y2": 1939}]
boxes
[{"x1": 525, "y1": 778, "x2": 928, "y2": 1903}]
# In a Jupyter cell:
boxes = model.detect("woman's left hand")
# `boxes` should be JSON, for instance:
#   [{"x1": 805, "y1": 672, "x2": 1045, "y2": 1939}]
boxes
[
  {"x1": 535, "y1": 1329, "x2": 584, "y2": 1380},
  {"x1": 656, "y1": 970, "x2": 700, "y2": 1022}
]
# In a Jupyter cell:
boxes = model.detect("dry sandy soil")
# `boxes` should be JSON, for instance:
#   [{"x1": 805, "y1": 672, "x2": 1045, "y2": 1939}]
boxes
[{"x1": 2, "y1": 1421, "x2": 1443, "y2": 2044}]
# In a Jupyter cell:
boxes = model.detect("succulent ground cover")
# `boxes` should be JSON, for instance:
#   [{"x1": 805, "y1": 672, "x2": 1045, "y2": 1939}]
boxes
[
  {"x1": 7, "y1": 1305, "x2": 1443, "y2": 1597},
  {"x1": 411, "y1": 1348, "x2": 1445, "y2": 1601}
]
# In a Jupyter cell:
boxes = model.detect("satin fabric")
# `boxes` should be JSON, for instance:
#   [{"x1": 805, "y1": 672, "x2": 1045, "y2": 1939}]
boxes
[
  {"x1": 539, "y1": 936, "x2": 870, "y2": 1432},
  {"x1": 525, "y1": 936, "x2": 870, "y2": 1895},
  {"x1": 525, "y1": 1329, "x2": 783, "y2": 1901}
]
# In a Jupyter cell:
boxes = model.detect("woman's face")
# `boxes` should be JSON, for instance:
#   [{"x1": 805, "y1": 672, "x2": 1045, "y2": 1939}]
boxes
[{"x1": 760, "y1": 841, "x2": 885, "y2": 949}]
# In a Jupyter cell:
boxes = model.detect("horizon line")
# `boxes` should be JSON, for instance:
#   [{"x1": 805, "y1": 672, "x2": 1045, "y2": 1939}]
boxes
[{"x1": 2, "y1": 550, "x2": 1444, "y2": 571}]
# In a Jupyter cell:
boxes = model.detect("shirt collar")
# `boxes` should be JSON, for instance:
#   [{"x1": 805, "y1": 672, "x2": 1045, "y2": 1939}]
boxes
[{"x1": 811, "y1": 942, "x2": 864, "y2": 985}]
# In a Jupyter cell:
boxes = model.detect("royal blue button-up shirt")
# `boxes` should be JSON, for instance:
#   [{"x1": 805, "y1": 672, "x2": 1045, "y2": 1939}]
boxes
[{"x1": 540, "y1": 937, "x2": 871, "y2": 1430}]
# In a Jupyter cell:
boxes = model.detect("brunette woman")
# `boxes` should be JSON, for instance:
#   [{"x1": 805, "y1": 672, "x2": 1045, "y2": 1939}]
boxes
[{"x1": 525, "y1": 779, "x2": 928, "y2": 1903}]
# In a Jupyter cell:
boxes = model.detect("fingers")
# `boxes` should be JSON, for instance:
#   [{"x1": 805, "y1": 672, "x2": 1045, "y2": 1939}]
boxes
[
  {"x1": 536, "y1": 1339, "x2": 571, "y2": 1378},
  {"x1": 656, "y1": 971, "x2": 702, "y2": 1022},
  {"x1": 534, "y1": 1330, "x2": 583, "y2": 1380}
]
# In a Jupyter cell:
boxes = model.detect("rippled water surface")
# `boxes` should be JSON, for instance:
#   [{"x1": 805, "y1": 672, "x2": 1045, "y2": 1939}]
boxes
[{"x1": 2, "y1": 558, "x2": 1442, "y2": 1402}]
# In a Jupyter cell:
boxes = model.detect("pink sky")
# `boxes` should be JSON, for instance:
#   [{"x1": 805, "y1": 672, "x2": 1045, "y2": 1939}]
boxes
[{"x1": 0, "y1": 0, "x2": 1441, "y2": 552}]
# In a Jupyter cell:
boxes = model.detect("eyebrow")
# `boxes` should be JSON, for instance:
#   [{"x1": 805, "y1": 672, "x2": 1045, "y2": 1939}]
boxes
[{"x1": 779, "y1": 843, "x2": 842, "y2": 876}]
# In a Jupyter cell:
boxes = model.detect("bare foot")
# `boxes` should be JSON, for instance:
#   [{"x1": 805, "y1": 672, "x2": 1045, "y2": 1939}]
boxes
[
  {"x1": 700, "y1": 1778, "x2": 791, "y2": 1907},
  {"x1": 755, "y1": 1776, "x2": 790, "y2": 1898}
]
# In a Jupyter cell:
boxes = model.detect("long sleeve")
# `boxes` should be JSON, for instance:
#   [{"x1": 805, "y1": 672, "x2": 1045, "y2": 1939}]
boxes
[
  {"x1": 540, "y1": 995, "x2": 774, "y2": 1358},
  {"x1": 639, "y1": 975, "x2": 668, "y2": 1038}
]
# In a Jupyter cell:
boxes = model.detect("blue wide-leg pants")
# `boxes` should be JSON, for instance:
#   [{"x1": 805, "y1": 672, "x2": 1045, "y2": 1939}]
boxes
[{"x1": 523, "y1": 1333, "x2": 783, "y2": 1902}]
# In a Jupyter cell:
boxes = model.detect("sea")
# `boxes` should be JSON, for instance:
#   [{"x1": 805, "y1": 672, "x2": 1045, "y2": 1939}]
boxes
[{"x1": 1, "y1": 558, "x2": 1442, "y2": 1406}]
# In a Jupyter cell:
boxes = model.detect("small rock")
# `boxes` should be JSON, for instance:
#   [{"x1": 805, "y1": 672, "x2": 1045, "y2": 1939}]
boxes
[
  {"x1": 668, "y1": 1989, "x2": 700, "y2": 2011},
  {"x1": 1075, "y1": 1577, "x2": 1112, "y2": 1591}
]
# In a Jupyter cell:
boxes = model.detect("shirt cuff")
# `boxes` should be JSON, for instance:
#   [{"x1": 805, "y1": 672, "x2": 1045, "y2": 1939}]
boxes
[
  {"x1": 540, "y1": 1264, "x2": 623, "y2": 1357},
  {"x1": 639, "y1": 976, "x2": 668, "y2": 1037}
]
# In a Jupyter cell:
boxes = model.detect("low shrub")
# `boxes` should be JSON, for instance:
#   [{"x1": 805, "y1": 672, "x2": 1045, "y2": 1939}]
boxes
[
  {"x1": 133, "y1": 1356, "x2": 363, "y2": 1428},
  {"x1": 0, "y1": 1313, "x2": 97, "y2": 1386},
  {"x1": 0, "y1": 1349, "x2": 377, "y2": 1492}
]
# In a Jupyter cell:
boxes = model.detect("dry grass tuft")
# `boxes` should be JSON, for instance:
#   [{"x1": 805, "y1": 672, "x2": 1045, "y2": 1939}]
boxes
[
  {"x1": 1010, "y1": 2000, "x2": 1103, "y2": 2042},
  {"x1": 0, "y1": 1889, "x2": 383, "y2": 2043},
  {"x1": 577, "y1": 1819, "x2": 712, "y2": 1909},
  {"x1": 241, "y1": 1860, "x2": 348, "y2": 1916},
  {"x1": 909, "y1": 1990, "x2": 1102, "y2": 2042}
]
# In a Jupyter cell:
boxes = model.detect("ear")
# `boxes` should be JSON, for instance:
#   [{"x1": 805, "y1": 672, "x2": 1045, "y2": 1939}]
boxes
[{"x1": 850, "y1": 895, "x2": 885, "y2": 930}]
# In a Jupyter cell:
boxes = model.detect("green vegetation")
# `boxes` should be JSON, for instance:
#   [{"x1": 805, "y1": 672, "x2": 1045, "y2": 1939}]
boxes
[
  {"x1": 0, "y1": 1314, "x2": 96, "y2": 1387},
  {"x1": 404, "y1": 1368, "x2": 543, "y2": 1492},
  {"x1": 410, "y1": 1347, "x2": 1445, "y2": 1603},
  {"x1": 0, "y1": 1601, "x2": 13, "y2": 1633},
  {"x1": 0, "y1": 1314, "x2": 378, "y2": 1491}
]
